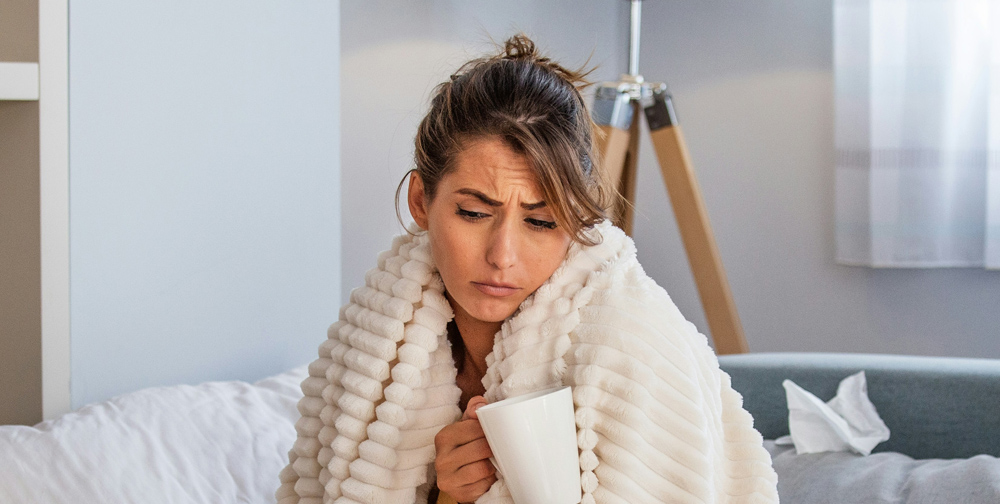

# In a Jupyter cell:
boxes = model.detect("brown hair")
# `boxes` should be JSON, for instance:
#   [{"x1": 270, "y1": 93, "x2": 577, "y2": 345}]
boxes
[{"x1": 401, "y1": 33, "x2": 610, "y2": 245}]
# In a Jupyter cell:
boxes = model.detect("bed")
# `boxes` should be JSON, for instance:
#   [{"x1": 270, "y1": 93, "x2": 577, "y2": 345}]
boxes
[{"x1": 3, "y1": 352, "x2": 999, "y2": 503}]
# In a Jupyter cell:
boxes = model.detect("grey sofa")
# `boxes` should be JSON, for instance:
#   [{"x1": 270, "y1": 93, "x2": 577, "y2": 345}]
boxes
[{"x1": 718, "y1": 352, "x2": 1000, "y2": 503}]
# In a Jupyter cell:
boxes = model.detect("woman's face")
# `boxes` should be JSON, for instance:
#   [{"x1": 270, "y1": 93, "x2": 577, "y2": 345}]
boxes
[{"x1": 408, "y1": 137, "x2": 573, "y2": 325}]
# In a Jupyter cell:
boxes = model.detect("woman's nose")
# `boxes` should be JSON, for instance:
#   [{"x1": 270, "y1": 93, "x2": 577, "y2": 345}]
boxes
[{"x1": 485, "y1": 221, "x2": 517, "y2": 270}]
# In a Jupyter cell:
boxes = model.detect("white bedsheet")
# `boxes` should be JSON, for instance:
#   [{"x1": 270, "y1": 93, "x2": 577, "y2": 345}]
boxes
[{"x1": 0, "y1": 366, "x2": 308, "y2": 504}]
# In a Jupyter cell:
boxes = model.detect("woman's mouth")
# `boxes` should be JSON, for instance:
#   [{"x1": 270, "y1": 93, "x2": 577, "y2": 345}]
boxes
[{"x1": 472, "y1": 281, "x2": 521, "y2": 297}]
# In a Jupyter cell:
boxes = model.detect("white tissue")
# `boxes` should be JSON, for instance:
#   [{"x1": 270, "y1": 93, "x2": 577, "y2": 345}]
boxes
[{"x1": 774, "y1": 371, "x2": 890, "y2": 455}]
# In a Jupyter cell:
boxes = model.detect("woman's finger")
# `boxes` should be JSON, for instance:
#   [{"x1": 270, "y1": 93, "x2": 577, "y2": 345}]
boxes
[
  {"x1": 454, "y1": 458, "x2": 495, "y2": 484},
  {"x1": 434, "y1": 419, "x2": 487, "y2": 455},
  {"x1": 462, "y1": 395, "x2": 489, "y2": 421},
  {"x1": 450, "y1": 473, "x2": 498, "y2": 503},
  {"x1": 436, "y1": 435, "x2": 492, "y2": 481},
  {"x1": 447, "y1": 437, "x2": 493, "y2": 468}
]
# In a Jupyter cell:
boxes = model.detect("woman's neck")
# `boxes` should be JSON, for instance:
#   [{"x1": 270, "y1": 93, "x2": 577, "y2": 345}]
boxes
[
  {"x1": 454, "y1": 315, "x2": 500, "y2": 382},
  {"x1": 447, "y1": 294, "x2": 501, "y2": 382}
]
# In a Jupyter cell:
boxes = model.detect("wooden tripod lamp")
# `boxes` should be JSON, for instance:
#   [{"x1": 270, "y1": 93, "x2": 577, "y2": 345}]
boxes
[{"x1": 592, "y1": 0, "x2": 748, "y2": 354}]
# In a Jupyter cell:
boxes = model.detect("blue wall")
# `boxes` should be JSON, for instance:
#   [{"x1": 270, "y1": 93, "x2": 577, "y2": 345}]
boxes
[{"x1": 69, "y1": 1, "x2": 341, "y2": 408}]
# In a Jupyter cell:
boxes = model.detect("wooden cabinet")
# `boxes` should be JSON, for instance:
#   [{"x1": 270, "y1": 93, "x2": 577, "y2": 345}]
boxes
[{"x1": 1, "y1": 0, "x2": 69, "y2": 425}]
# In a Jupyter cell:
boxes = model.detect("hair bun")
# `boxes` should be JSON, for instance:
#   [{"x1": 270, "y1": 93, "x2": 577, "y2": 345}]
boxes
[
  {"x1": 498, "y1": 33, "x2": 592, "y2": 88},
  {"x1": 501, "y1": 34, "x2": 541, "y2": 61}
]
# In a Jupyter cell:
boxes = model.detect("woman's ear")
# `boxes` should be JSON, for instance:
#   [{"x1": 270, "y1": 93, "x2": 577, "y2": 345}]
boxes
[{"x1": 407, "y1": 172, "x2": 430, "y2": 230}]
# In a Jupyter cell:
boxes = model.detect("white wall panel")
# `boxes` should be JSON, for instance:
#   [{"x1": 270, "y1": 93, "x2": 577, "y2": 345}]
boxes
[{"x1": 69, "y1": 1, "x2": 341, "y2": 408}]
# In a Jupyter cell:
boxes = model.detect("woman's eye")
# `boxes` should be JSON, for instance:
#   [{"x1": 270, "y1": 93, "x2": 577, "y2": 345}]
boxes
[
  {"x1": 526, "y1": 218, "x2": 557, "y2": 230},
  {"x1": 456, "y1": 207, "x2": 489, "y2": 220}
]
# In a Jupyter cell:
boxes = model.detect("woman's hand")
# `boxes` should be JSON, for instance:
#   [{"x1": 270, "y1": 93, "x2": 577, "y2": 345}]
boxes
[{"x1": 434, "y1": 396, "x2": 496, "y2": 503}]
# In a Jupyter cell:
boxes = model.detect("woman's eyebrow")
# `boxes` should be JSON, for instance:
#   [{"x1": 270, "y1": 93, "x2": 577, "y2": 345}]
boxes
[
  {"x1": 457, "y1": 188, "x2": 501, "y2": 206},
  {"x1": 455, "y1": 188, "x2": 546, "y2": 210}
]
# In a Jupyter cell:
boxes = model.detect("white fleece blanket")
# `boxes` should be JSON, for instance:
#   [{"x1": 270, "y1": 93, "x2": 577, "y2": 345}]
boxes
[
  {"x1": 0, "y1": 366, "x2": 308, "y2": 504},
  {"x1": 278, "y1": 221, "x2": 779, "y2": 504}
]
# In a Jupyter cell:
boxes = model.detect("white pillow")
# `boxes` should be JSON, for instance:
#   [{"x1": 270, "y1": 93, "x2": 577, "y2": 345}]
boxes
[{"x1": 0, "y1": 366, "x2": 307, "y2": 504}]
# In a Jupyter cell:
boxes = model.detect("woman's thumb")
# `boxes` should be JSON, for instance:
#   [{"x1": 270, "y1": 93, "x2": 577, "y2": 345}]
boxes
[{"x1": 462, "y1": 396, "x2": 488, "y2": 420}]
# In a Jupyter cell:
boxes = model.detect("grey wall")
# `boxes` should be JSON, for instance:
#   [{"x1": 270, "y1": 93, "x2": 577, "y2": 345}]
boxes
[
  {"x1": 340, "y1": 1, "x2": 1000, "y2": 359},
  {"x1": 69, "y1": 1, "x2": 341, "y2": 408},
  {"x1": 630, "y1": 1, "x2": 1000, "y2": 357},
  {"x1": 340, "y1": 0, "x2": 628, "y2": 304}
]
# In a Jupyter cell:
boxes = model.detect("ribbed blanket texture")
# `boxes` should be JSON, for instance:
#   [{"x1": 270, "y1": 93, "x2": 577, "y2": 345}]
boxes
[{"x1": 277, "y1": 221, "x2": 779, "y2": 504}]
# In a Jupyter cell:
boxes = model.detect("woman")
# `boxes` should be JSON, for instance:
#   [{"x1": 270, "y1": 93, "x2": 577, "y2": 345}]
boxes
[{"x1": 277, "y1": 35, "x2": 779, "y2": 504}]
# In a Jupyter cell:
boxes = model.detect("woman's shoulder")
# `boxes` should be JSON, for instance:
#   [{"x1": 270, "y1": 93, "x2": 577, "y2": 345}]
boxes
[
  {"x1": 571, "y1": 222, "x2": 715, "y2": 352},
  {"x1": 574, "y1": 223, "x2": 674, "y2": 303}
]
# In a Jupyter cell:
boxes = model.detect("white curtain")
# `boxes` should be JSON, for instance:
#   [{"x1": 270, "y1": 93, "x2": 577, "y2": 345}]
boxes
[{"x1": 835, "y1": 0, "x2": 1000, "y2": 268}]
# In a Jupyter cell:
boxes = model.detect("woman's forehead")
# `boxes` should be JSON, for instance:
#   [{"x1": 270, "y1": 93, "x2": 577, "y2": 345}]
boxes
[{"x1": 445, "y1": 138, "x2": 544, "y2": 202}]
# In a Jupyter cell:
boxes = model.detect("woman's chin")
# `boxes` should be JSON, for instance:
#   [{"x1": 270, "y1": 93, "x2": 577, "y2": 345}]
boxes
[{"x1": 465, "y1": 299, "x2": 522, "y2": 324}]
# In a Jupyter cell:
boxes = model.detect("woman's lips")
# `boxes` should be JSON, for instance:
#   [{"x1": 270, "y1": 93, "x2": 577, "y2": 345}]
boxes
[{"x1": 472, "y1": 281, "x2": 521, "y2": 297}]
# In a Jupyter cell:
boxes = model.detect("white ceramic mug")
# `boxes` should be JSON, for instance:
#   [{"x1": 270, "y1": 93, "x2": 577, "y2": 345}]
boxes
[{"x1": 476, "y1": 386, "x2": 582, "y2": 504}]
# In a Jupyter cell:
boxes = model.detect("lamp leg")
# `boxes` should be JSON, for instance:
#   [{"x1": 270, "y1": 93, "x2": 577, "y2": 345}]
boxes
[
  {"x1": 619, "y1": 102, "x2": 642, "y2": 236},
  {"x1": 594, "y1": 123, "x2": 633, "y2": 231},
  {"x1": 646, "y1": 122, "x2": 749, "y2": 354}
]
